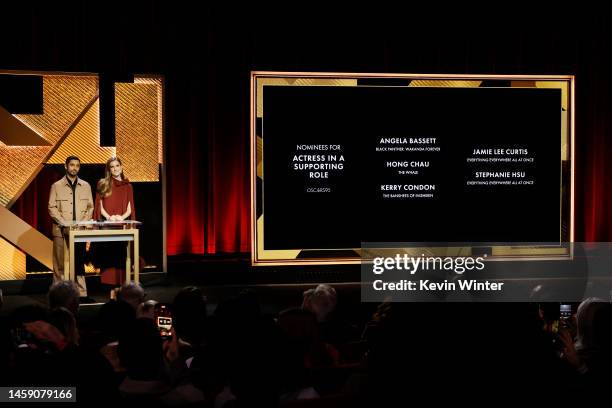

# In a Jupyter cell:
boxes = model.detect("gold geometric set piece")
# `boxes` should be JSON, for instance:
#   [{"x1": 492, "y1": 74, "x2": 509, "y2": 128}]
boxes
[{"x1": 0, "y1": 72, "x2": 163, "y2": 279}]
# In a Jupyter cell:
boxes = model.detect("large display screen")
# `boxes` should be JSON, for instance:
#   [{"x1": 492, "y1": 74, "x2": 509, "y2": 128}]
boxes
[{"x1": 251, "y1": 73, "x2": 573, "y2": 265}]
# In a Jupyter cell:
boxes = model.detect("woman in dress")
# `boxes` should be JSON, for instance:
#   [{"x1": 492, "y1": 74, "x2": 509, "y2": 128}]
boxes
[
  {"x1": 95, "y1": 157, "x2": 135, "y2": 222},
  {"x1": 94, "y1": 157, "x2": 136, "y2": 286}
]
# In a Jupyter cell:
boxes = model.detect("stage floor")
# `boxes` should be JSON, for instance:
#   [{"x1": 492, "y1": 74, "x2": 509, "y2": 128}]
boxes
[{"x1": 0, "y1": 261, "x2": 365, "y2": 327}]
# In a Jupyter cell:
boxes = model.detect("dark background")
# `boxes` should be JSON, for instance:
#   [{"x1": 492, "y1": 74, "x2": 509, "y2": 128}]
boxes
[
  {"x1": 264, "y1": 85, "x2": 561, "y2": 249},
  {"x1": 1, "y1": 3, "x2": 610, "y2": 257}
]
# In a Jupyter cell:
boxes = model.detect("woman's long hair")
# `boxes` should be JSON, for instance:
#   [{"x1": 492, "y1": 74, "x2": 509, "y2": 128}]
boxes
[{"x1": 98, "y1": 157, "x2": 126, "y2": 198}]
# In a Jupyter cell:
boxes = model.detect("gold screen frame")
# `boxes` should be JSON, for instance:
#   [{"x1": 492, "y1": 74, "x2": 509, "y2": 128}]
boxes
[{"x1": 251, "y1": 71, "x2": 575, "y2": 266}]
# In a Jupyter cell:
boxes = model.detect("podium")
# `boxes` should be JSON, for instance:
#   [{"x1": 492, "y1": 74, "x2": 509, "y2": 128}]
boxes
[{"x1": 62, "y1": 220, "x2": 142, "y2": 284}]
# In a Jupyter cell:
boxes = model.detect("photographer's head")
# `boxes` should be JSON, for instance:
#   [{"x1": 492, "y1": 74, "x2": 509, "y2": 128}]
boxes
[
  {"x1": 117, "y1": 282, "x2": 145, "y2": 311},
  {"x1": 136, "y1": 299, "x2": 158, "y2": 320},
  {"x1": 302, "y1": 284, "x2": 337, "y2": 322},
  {"x1": 48, "y1": 280, "x2": 80, "y2": 316}
]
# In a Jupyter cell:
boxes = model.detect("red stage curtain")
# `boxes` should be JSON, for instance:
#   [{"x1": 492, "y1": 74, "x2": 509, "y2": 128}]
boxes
[{"x1": 164, "y1": 69, "x2": 250, "y2": 255}]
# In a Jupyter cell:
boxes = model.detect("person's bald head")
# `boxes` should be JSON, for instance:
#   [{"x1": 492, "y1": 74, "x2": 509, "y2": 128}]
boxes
[{"x1": 117, "y1": 282, "x2": 145, "y2": 310}]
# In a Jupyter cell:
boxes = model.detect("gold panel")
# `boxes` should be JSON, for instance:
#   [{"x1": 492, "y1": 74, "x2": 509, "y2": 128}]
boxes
[
  {"x1": 256, "y1": 136, "x2": 263, "y2": 179},
  {"x1": 115, "y1": 82, "x2": 160, "y2": 181},
  {"x1": 0, "y1": 205, "x2": 52, "y2": 270},
  {"x1": 14, "y1": 76, "x2": 98, "y2": 143},
  {"x1": 0, "y1": 105, "x2": 49, "y2": 146},
  {"x1": 536, "y1": 81, "x2": 569, "y2": 111},
  {"x1": 409, "y1": 80, "x2": 482, "y2": 87},
  {"x1": 256, "y1": 215, "x2": 300, "y2": 260},
  {"x1": 0, "y1": 76, "x2": 97, "y2": 206},
  {"x1": 257, "y1": 78, "x2": 356, "y2": 118},
  {"x1": 47, "y1": 99, "x2": 116, "y2": 164},
  {"x1": 291, "y1": 78, "x2": 357, "y2": 87},
  {"x1": 135, "y1": 76, "x2": 164, "y2": 165},
  {"x1": 534, "y1": 82, "x2": 569, "y2": 161},
  {"x1": 0, "y1": 146, "x2": 49, "y2": 206},
  {"x1": 0, "y1": 237, "x2": 26, "y2": 280}
]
